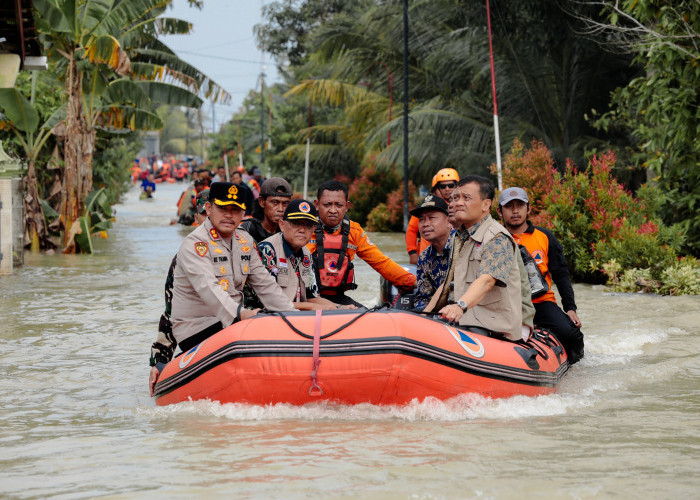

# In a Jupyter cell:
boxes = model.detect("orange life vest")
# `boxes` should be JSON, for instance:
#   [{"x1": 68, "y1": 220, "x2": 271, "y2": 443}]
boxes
[{"x1": 313, "y1": 217, "x2": 357, "y2": 294}]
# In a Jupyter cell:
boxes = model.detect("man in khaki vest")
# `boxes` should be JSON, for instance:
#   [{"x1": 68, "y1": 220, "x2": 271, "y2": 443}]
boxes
[
  {"x1": 428, "y1": 175, "x2": 528, "y2": 341},
  {"x1": 258, "y1": 200, "x2": 355, "y2": 310}
]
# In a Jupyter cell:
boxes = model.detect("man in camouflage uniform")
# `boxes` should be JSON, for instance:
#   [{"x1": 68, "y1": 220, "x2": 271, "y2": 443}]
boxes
[{"x1": 149, "y1": 182, "x2": 294, "y2": 396}]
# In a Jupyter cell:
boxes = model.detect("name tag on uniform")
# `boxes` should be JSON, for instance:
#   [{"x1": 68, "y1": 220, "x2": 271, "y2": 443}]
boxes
[{"x1": 213, "y1": 256, "x2": 228, "y2": 263}]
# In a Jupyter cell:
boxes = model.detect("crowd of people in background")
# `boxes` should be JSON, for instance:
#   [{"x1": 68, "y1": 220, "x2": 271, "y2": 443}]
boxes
[{"x1": 147, "y1": 163, "x2": 586, "y2": 395}]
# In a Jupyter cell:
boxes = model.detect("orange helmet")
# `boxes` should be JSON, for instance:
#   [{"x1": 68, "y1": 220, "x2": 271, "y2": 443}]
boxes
[
  {"x1": 430, "y1": 174, "x2": 438, "y2": 190},
  {"x1": 433, "y1": 168, "x2": 459, "y2": 186}
]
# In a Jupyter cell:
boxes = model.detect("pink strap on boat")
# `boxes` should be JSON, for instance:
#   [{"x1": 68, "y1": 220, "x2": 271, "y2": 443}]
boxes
[{"x1": 309, "y1": 309, "x2": 323, "y2": 396}]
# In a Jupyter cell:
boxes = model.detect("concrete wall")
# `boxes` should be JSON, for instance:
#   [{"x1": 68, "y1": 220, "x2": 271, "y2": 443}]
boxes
[{"x1": 0, "y1": 178, "x2": 23, "y2": 275}]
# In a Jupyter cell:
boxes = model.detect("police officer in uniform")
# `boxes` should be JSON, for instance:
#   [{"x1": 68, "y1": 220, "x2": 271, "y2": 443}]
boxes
[
  {"x1": 149, "y1": 182, "x2": 294, "y2": 395},
  {"x1": 258, "y1": 200, "x2": 350, "y2": 310}
]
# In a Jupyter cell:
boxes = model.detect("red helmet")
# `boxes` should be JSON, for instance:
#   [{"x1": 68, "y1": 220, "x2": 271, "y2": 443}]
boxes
[{"x1": 433, "y1": 168, "x2": 459, "y2": 187}]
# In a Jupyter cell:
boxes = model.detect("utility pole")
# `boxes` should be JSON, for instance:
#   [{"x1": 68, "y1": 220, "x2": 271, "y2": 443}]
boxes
[
  {"x1": 259, "y1": 72, "x2": 266, "y2": 167},
  {"x1": 402, "y1": 0, "x2": 410, "y2": 231},
  {"x1": 185, "y1": 108, "x2": 190, "y2": 156}
]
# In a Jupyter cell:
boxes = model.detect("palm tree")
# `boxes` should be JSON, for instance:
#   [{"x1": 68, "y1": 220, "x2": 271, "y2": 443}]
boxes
[
  {"x1": 277, "y1": 0, "x2": 635, "y2": 184},
  {"x1": 32, "y1": 0, "x2": 229, "y2": 252}
]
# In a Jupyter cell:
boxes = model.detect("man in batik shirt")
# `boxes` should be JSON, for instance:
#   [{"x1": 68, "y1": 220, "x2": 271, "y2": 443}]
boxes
[
  {"x1": 411, "y1": 195, "x2": 454, "y2": 310},
  {"x1": 425, "y1": 175, "x2": 533, "y2": 342}
]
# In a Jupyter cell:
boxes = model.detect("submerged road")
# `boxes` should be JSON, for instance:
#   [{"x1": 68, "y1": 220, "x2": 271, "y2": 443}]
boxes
[{"x1": 0, "y1": 182, "x2": 698, "y2": 498}]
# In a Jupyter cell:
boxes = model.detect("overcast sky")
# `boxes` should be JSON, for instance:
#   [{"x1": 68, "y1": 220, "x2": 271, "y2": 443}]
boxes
[{"x1": 161, "y1": 0, "x2": 281, "y2": 132}]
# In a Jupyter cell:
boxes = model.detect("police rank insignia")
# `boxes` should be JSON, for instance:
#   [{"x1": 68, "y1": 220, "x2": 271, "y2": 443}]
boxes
[
  {"x1": 209, "y1": 228, "x2": 220, "y2": 240},
  {"x1": 218, "y1": 278, "x2": 229, "y2": 291},
  {"x1": 241, "y1": 246, "x2": 250, "y2": 253},
  {"x1": 194, "y1": 241, "x2": 208, "y2": 257},
  {"x1": 213, "y1": 248, "x2": 223, "y2": 254},
  {"x1": 238, "y1": 237, "x2": 248, "y2": 244},
  {"x1": 243, "y1": 264, "x2": 249, "y2": 273},
  {"x1": 220, "y1": 265, "x2": 227, "y2": 274}
]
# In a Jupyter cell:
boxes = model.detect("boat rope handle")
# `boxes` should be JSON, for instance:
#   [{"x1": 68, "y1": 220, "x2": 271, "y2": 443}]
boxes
[
  {"x1": 309, "y1": 310, "x2": 323, "y2": 396},
  {"x1": 271, "y1": 305, "x2": 383, "y2": 340}
]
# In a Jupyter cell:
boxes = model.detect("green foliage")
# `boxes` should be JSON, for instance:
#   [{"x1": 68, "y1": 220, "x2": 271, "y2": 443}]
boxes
[
  {"x1": 500, "y1": 140, "x2": 694, "y2": 294},
  {"x1": 348, "y1": 162, "x2": 400, "y2": 225},
  {"x1": 493, "y1": 138, "x2": 559, "y2": 215},
  {"x1": 92, "y1": 132, "x2": 143, "y2": 204},
  {"x1": 366, "y1": 180, "x2": 419, "y2": 232},
  {"x1": 366, "y1": 203, "x2": 392, "y2": 232},
  {"x1": 592, "y1": 0, "x2": 700, "y2": 255},
  {"x1": 602, "y1": 257, "x2": 700, "y2": 296}
]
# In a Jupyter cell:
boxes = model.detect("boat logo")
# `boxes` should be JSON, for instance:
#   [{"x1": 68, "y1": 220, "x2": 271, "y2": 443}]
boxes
[
  {"x1": 194, "y1": 241, "x2": 208, "y2": 257},
  {"x1": 218, "y1": 278, "x2": 229, "y2": 291},
  {"x1": 445, "y1": 325, "x2": 485, "y2": 358},
  {"x1": 179, "y1": 340, "x2": 207, "y2": 369}
]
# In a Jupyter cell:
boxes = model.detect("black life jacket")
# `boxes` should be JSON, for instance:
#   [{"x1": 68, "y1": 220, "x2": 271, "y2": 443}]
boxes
[
  {"x1": 313, "y1": 216, "x2": 357, "y2": 294},
  {"x1": 519, "y1": 244, "x2": 550, "y2": 299}
]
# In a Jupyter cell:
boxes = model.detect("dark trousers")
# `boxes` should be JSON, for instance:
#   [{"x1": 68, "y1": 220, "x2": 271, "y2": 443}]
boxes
[
  {"x1": 534, "y1": 301, "x2": 584, "y2": 364},
  {"x1": 321, "y1": 292, "x2": 365, "y2": 308},
  {"x1": 178, "y1": 321, "x2": 223, "y2": 353}
]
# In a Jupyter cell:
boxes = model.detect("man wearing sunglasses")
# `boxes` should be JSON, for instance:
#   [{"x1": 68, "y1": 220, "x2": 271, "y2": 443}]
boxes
[{"x1": 405, "y1": 168, "x2": 459, "y2": 264}]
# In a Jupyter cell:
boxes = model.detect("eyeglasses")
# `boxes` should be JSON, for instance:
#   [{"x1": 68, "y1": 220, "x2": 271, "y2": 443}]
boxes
[{"x1": 436, "y1": 182, "x2": 456, "y2": 190}]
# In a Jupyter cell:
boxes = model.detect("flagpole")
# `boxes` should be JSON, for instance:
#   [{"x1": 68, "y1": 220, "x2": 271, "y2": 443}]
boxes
[{"x1": 486, "y1": 0, "x2": 503, "y2": 191}]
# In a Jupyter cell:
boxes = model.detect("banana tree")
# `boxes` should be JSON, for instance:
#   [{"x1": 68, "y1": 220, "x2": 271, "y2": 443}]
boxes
[
  {"x1": 0, "y1": 87, "x2": 64, "y2": 250},
  {"x1": 32, "y1": 0, "x2": 229, "y2": 252}
]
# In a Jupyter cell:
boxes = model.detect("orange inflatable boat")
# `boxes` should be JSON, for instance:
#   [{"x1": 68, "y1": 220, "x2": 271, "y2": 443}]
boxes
[{"x1": 154, "y1": 309, "x2": 569, "y2": 406}]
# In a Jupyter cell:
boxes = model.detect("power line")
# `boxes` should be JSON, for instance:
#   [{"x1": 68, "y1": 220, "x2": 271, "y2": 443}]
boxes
[{"x1": 176, "y1": 50, "x2": 262, "y2": 64}]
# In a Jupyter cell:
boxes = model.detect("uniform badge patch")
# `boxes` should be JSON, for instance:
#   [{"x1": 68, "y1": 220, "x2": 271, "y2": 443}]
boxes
[
  {"x1": 209, "y1": 228, "x2": 220, "y2": 240},
  {"x1": 194, "y1": 241, "x2": 208, "y2": 257},
  {"x1": 213, "y1": 248, "x2": 223, "y2": 254},
  {"x1": 210, "y1": 240, "x2": 218, "y2": 246},
  {"x1": 241, "y1": 245, "x2": 250, "y2": 253},
  {"x1": 302, "y1": 255, "x2": 311, "y2": 267},
  {"x1": 238, "y1": 237, "x2": 248, "y2": 244},
  {"x1": 299, "y1": 201, "x2": 311, "y2": 213},
  {"x1": 243, "y1": 265, "x2": 249, "y2": 273},
  {"x1": 260, "y1": 243, "x2": 276, "y2": 268},
  {"x1": 218, "y1": 278, "x2": 229, "y2": 291},
  {"x1": 532, "y1": 250, "x2": 544, "y2": 264},
  {"x1": 220, "y1": 265, "x2": 227, "y2": 274}
]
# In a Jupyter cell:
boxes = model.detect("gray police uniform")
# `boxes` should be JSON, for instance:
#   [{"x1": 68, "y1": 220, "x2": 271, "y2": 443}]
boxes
[
  {"x1": 170, "y1": 218, "x2": 295, "y2": 346},
  {"x1": 258, "y1": 232, "x2": 317, "y2": 303}
]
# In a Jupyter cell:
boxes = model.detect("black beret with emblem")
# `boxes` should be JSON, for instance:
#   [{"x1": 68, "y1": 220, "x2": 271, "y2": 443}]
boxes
[
  {"x1": 409, "y1": 194, "x2": 449, "y2": 217},
  {"x1": 209, "y1": 182, "x2": 246, "y2": 210},
  {"x1": 283, "y1": 199, "x2": 318, "y2": 223}
]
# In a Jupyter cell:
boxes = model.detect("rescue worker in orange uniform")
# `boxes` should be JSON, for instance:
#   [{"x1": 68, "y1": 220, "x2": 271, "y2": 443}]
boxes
[
  {"x1": 497, "y1": 187, "x2": 585, "y2": 363},
  {"x1": 307, "y1": 180, "x2": 416, "y2": 307},
  {"x1": 405, "y1": 168, "x2": 459, "y2": 264}
]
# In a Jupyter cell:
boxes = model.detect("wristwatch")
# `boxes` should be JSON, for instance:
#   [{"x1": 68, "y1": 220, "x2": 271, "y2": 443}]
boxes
[{"x1": 457, "y1": 300, "x2": 468, "y2": 312}]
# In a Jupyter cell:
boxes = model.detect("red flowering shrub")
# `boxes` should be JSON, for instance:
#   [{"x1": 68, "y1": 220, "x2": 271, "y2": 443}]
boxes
[
  {"x1": 491, "y1": 138, "x2": 558, "y2": 215},
  {"x1": 366, "y1": 181, "x2": 419, "y2": 232},
  {"x1": 348, "y1": 161, "x2": 400, "y2": 225},
  {"x1": 498, "y1": 140, "x2": 686, "y2": 285}
]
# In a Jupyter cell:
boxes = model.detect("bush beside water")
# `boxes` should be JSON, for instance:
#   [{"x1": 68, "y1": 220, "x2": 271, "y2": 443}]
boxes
[{"x1": 494, "y1": 139, "x2": 699, "y2": 295}]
